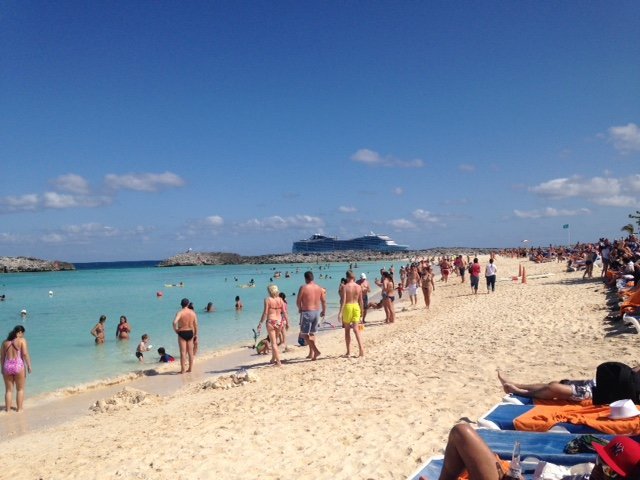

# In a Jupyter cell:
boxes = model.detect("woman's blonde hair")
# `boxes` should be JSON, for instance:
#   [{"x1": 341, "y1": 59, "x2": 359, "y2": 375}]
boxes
[{"x1": 267, "y1": 284, "x2": 279, "y2": 297}]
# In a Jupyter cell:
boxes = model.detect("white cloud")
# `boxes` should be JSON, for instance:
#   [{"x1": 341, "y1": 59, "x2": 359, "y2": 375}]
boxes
[
  {"x1": 458, "y1": 164, "x2": 475, "y2": 172},
  {"x1": 105, "y1": 172, "x2": 185, "y2": 192},
  {"x1": 513, "y1": 207, "x2": 591, "y2": 219},
  {"x1": 0, "y1": 194, "x2": 40, "y2": 212},
  {"x1": 412, "y1": 209, "x2": 441, "y2": 223},
  {"x1": 204, "y1": 215, "x2": 224, "y2": 227},
  {"x1": 43, "y1": 192, "x2": 80, "y2": 209},
  {"x1": 592, "y1": 196, "x2": 638, "y2": 208},
  {"x1": 350, "y1": 149, "x2": 424, "y2": 168},
  {"x1": 393, "y1": 187, "x2": 404, "y2": 196},
  {"x1": 608, "y1": 123, "x2": 640, "y2": 153},
  {"x1": 528, "y1": 174, "x2": 640, "y2": 208},
  {"x1": 388, "y1": 218, "x2": 416, "y2": 229},
  {"x1": 530, "y1": 176, "x2": 620, "y2": 199},
  {"x1": 239, "y1": 214, "x2": 325, "y2": 231},
  {"x1": 41, "y1": 233, "x2": 65, "y2": 243},
  {"x1": 338, "y1": 206, "x2": 357, "y2": 213},
  {"x1": 51, "y1": 174, "x2": 90, "y2": 194}
]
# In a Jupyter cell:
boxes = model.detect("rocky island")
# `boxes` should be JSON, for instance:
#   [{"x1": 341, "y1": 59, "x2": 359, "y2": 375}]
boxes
[
  {"x1": 158, "y1": 248, "x2": 496, "y2": 267},
  {"x1": 0, "y1": 256, "x2": 75, "y2": 273}
]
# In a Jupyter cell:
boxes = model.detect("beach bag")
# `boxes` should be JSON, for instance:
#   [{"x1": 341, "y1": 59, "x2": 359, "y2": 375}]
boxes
[{"x1": 592, "y1": 361, "x2": 640, "y2": 405}]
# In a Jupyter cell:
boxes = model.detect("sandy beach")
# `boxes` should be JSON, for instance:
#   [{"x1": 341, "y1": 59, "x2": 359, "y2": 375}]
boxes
[{"x1": 2, "y1": 255, "x2": 639, "y2": 479}]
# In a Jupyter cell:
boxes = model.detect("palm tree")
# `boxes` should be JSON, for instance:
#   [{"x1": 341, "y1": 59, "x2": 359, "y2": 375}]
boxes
[{"x1": 621, "y1": 223, "x2": 635, "y2": 235}]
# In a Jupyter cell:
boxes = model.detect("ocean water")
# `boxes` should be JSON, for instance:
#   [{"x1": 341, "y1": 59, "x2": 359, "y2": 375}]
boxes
[{"x1": 0, "y1": 260, "x2": 395, "y2": 398}]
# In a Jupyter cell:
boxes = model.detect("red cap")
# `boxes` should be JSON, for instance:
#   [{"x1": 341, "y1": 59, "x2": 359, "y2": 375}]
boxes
[{"x1": 594, "y1": 436, "x2": 640, "y2": 477}]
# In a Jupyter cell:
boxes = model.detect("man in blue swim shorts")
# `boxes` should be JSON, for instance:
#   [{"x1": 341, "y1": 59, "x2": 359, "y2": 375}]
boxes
[
  {"x1": 339, "y1": 270, "x2": 365, "y2": 357},
  {"x1": 296, "y1": 271, "x2": 326, "y2": 361}
]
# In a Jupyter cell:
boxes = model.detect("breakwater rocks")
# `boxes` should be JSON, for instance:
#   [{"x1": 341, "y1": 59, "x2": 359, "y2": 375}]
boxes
[
  {"x1": 0, "y1": 256, "x2": 75, "y2": 273},
  {"x1": 158, "y1": 248, "x2": 496, "y2": 267}
]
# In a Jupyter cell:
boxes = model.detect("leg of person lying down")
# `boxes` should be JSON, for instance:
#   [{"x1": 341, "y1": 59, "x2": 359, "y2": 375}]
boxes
[
  {"x1": 498, "y1": 370, "x2": 574, "y2": 400},
  {"x1": 424, "y1": 424, "x2": 503, "y2": 480}
]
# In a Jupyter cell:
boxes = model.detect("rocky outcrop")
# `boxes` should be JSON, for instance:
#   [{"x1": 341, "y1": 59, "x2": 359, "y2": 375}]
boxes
[
  {"x1": 0, "y1": 256, "x2": 75, "y2": 273},
  {"x1": 159, "y1": 248, "x2": 496, "y2": 267}
]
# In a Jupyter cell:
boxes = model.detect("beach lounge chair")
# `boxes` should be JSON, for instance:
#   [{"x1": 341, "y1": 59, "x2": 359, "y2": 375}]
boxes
[
  {"x1": 408, "y1": 429, "x2": 617, "y2": 480},
  {"x1": 621, "y1": 288, "x2": 640, "y2": 314},
  {"x1": 478, "y1": 403, "x2": 640, "y2": 434}
]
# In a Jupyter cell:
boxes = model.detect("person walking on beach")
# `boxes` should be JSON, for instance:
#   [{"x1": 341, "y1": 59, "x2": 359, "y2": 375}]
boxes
[
  {"x1": 406, "y1": 264, "x2": 419, "y2": 307},
  {"x1": 469, "y1": 258, "x2": 481, "y2": 294},
  {"x1": 356, "y1": 273, "x2": 370, "y2": 323},
  {"x1": 338, "y1": 270, "x2": 365, "y2": 357},
  {"x1": 278, "y1": 292, "x2": 289, "y2": 352},
  {"x1": 257, "y1": 285, "x2": 287, "y2": 367},
  {"x1": 173, "y1": 298, "x2": 199, "y2": 374},
  {"x1": 420, "y1": 264, "x2": 435, "y2": 310},
  {"x1": 296, "y1": 271, "x2": 326, "y2": 361},
  {"x1": 2, "y1": 325, "x2": 32, "y2": 412},
  {"x1": 485, "y1": 258, "x2": 497, "y2": 293},
  {"x1": 90, "y1": 315, "x2": 107, "y2": 344}
]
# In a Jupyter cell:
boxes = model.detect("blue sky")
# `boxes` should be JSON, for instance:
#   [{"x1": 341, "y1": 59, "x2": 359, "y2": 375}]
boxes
[{"x1": 1, "y1": 1, "x2": 639, "y2": 261}]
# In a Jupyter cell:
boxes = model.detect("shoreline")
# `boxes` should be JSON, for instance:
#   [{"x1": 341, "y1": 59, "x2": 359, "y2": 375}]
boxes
[{"x1": 3, "y1": 255, "x2": 638, "y2": 479}]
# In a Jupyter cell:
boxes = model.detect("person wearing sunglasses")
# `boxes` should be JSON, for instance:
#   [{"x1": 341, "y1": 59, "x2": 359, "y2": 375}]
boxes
[{"x1": 418, "y1": 423, "x2": 640, "y2": 480}]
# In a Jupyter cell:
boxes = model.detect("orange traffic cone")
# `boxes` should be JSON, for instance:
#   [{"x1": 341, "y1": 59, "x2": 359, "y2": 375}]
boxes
[{"x1": 521, "y1": 267, "x2": 527, "y2": 284}]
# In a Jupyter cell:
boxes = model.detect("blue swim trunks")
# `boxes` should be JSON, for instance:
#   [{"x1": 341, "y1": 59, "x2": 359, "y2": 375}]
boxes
[{"x1": 300, "y1": 310, "x2": 320, "y2": 335}]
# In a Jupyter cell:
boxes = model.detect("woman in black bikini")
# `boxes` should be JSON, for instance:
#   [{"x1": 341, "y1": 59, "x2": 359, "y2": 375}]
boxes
[{"x1": 91, "y1": 315, "x2": 106, "y2": 344}]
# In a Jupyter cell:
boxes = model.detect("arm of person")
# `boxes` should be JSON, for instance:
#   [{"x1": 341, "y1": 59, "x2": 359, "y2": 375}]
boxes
[
  {"x1": 90, "y1": 324, "x2": 99, "y2": 338},
  {"x1": 320, "y1": 288, "x2": 327, "y2": 317},
  {"x1": 296, "y1": 286, "x2": 303, "y2": 312},
  {"x1": 193, "y1": 314, "x2": 199, "y2": 339},
  {"x1": 22, "y1": 339, "x2": 32, "y2": 373},
  {"x1": 0, "y1": 343, "x2": 5, "y2": 372},
  {"x1": 172, "y1": 312, "x2": 181, "y2": 333},
  {"x1": 258, "y1": 298, "x2": 268, "y2": 332}
]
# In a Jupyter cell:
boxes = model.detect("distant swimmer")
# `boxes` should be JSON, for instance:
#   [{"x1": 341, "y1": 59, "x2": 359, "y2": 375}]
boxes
[
  {"x1": 90, "y1": 315, "x2": 107, "y2": 344},
  {"x1": 48, "y1": 291, "x2": 53, "y2": 297},
  {"x1": 20, "y1": 309, "x2": 27, "y2": 318},
  {"x1": 235, "y1": 296, "x2": 243, "y2": 310},
  {"x1": 205, "y1": 302, "x2": 216, "y2": 313},
  {"x1": 116, "y1": 315, "x2": 131, "y2": 340}
]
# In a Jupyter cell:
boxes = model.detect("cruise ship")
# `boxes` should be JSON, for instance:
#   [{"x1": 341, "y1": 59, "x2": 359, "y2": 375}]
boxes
[{"x1": 292, "y1": 233, "x2": 409, "y2": 253}]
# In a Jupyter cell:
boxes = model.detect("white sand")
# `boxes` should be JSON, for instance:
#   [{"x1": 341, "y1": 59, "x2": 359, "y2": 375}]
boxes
[{"x1": 2, "y1": 256, "x2": 638, "y2": 479}]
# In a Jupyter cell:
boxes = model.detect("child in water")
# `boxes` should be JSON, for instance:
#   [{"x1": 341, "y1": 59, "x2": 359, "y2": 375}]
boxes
[
  {"x1": 136, "y1": 334, "x2": 152, "y2": 362},
  {"x1": 157, "y1": 347, "x2": 175, "y2": 362}
]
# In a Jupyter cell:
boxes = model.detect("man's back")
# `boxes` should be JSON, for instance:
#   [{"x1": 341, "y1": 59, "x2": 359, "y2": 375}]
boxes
[
  {"x1": 175, "y1": 308, "x2": 197, "y2": 330},
  {"x1": 342, "y1": 281, "x2": 362, "y2": 304},
  {"x1": 298, "y1": 282, "x2": 323, "y2": 311}
]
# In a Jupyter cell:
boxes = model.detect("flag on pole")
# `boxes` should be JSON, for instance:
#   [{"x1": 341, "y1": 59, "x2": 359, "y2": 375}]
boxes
[{"x1": 562, "y1": 224, "x2": 569, "y2": 229}]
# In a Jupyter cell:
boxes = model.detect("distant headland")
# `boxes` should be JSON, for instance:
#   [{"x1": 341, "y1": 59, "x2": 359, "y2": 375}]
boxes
[
  {"x1": 0, "y1": 256, "x2": 75, "y2": 273},
  {"x1": 158, "y1": 248, "x2": 496, "y2": 267}
]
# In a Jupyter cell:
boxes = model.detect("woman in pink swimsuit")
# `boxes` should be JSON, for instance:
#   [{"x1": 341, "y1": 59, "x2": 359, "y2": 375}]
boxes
[
  {"x1": 256, "y1": 284, "x2": 287, "y2": 367},
  {"x1": 1, "y1": 325, "x2": 32, "y2": 412}
]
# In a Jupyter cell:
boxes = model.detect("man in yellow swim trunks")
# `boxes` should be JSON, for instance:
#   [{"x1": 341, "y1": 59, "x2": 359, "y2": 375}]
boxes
[{"x1": 339, "y1": 270, "x2": 365, "y2": 357}]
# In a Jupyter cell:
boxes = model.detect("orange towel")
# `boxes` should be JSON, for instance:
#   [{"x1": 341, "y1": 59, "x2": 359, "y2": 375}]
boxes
[
  {"x1": 622, "y1": 288, "x2": 640, "y2": 313},
  {"x1": 514, "y1": 404, "x2": 640, "y2": 434}
]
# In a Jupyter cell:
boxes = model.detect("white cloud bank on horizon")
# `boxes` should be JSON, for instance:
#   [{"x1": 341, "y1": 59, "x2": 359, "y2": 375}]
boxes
[
  {"x1": 513, "y1": 207, "x2": 592, "y2": 219},
  {"x1": 607, "y1": 123, "x2": 640, "y2": 154},
  {"x1": 528, "y1": 174, "x2": 640, "y2": 208},
  {"x1": 351, "y1": 148, "x2": 425, "y2": 168}
]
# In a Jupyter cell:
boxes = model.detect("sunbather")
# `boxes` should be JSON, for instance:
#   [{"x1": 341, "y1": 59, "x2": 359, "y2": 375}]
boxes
[
  {"x1": 498, "y1": 370, "x2": 595, "y2": 402},
  {"x1": 419, "y1": 423, "x2": 640, "y2": 480}
]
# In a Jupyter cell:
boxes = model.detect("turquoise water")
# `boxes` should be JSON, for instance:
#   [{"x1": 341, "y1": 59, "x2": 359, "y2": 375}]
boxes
[{"x1": 0, "y1": 260, "x2": 392, "y2": 397}]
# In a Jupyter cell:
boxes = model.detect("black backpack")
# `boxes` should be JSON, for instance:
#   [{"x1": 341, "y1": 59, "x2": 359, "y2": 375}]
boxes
[{"x1": 592, "y1": 361, "x2": 640, "y2": 405}]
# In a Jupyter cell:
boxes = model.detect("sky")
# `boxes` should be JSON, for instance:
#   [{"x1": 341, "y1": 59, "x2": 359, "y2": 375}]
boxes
[{"x1": 1, "y1": 1, "x2": 639, "y2": 262}]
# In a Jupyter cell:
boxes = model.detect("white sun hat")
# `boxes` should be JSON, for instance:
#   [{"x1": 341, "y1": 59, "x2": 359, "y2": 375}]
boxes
[{"x1": 609, "y1": 399, "x2": 640, "y2": 420}]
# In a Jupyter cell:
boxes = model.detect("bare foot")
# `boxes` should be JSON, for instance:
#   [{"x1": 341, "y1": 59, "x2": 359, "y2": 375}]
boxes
[
  {"x1": 306, "y1": 353, "x2": 313, "y2": 359},
  {"x1": 497, "y1": 369, "x2": 510, "y2": 391},
  {"x1": 312, "y1": 351, "x2": 321, "y2": 361}
]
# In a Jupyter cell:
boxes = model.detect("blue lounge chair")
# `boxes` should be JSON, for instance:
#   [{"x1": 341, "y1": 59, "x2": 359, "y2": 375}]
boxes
[{"x1": 408, "y1": 429, "x2": 615, "y2": 480}]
